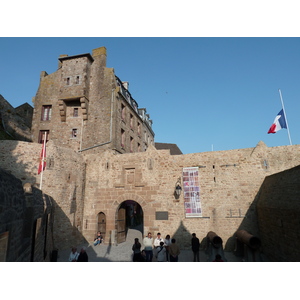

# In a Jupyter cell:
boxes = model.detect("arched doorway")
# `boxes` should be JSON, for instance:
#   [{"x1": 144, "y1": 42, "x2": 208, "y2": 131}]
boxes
[
  {"x1": 116, "y1": 200, "x2": 143, "y2": 244},
  {"x1": 97, "y1": 212, "x2": 106, "y2": 242}
]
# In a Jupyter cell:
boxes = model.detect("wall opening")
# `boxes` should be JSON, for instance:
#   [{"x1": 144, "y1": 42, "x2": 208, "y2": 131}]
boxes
[
  {"x1": 97, "y1": 212, "x2": 106, "y2": 242},
  {"x1": 116, "y1": 200, "x2": 143, "y2": 244}
]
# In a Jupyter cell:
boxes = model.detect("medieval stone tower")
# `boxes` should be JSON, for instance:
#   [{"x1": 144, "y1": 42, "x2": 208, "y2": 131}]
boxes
[{"x1": 31, "y1": 46, "x2": 154, "y2": 154}]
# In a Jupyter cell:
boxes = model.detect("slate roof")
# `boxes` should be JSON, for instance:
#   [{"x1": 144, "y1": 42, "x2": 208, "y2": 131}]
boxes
[{"x1": 155, "y1": 142, "x2": 183, "y2": 155}]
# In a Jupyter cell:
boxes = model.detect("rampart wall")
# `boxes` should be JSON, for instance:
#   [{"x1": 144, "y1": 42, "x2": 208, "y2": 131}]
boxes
[
  {"x1": 256, "y1": 165, "x2": 300, "y2": 261},
  {"x1": 82, "y1": 141, "x2": 300, "y2": 251},
  {"x1": 0, "y1": 169, "x2": 53, "y2": 261},
  {"x1": 0, "y1": 140, "x2": 87, "y2": 252},
  {"x1": 1, "y1": 139, "x2": 300, "y2": 260}
]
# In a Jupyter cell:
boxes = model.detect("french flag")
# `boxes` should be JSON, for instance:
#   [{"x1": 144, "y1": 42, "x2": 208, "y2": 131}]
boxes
[{"x1": 268, "y1": 109, "x2": 287, "y2": 134}]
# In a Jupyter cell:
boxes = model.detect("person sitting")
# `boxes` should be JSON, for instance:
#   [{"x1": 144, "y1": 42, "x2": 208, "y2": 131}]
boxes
[
  {"x1": 68, "y1": 247, "x2": 79, "y2": 262},
  {"x1": 93, "y1": 231, "x2": 103, "y2": 246}
]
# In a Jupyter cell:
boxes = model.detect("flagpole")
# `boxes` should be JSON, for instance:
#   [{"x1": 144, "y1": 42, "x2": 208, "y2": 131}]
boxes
[
  {"x1": 278, "y1": 89, "x2": 292, "y2": 146},
  {"x1": 39, "y1": 132, "x2": 47, "y2": 190}
]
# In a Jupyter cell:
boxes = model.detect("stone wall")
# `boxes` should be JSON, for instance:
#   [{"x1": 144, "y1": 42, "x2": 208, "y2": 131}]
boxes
[
  {"x1": 82, "y1": 141, "x2": 300, "y2": 251},
  {"x1": 256, "y1": 165, "x2": 300, "y2": 261},
  {"x1": 2, "y1": 137, "x2": 300, "y2": 260},
  {"x1": 0, "y1": 94, "x2": 32, "y2": 142},
  {"x1": 0, "y1": 168, "x2": 53, "y2": 261},
  {"x1": 0, "y1": 140, "x2": 87, "y2": 251}
]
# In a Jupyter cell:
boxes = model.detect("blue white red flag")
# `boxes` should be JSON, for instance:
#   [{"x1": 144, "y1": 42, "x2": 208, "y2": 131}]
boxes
[{"x1": 268, "y1": 109, "x2": 287, "y2": 134}]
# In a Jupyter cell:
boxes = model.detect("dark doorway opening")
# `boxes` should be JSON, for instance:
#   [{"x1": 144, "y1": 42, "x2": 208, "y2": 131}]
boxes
[
  {"x1": 117, "y1": 201, "x2": 143, "y2": 244},
  {"x1": 97, "y1": 212, "x2": 106, "y2": 242}
]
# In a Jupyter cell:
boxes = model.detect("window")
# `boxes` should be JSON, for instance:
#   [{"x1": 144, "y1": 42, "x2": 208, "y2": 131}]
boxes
[
  {"x1": 121, "y1": 103, "x2": 125, "y2": 121},
  {"x1": 41, "y1": 105, "x2": 52, "y2": 121},
  {"x1": 73, "y1": 108, "x2": 79, "y2": 117},
  {"x1": 72, "y1": 129, "x2": 78, "y2": 138},
  {"x1": 130, "y1": 114, "x2": 134, "y2": 129},
  {"x1": 66, "y1": 77, "x2": 70, "y2": 85},
  {"x1": 137, "y1": 122, "x2": 141, "y2": 136},
  {"x1": 75, "y1": 76, "x2": 80, "y2": 84},
  {"x1": 38, "y1": 130, "x2": 49, "y2": 144},
  {"x1": 121, "y1": 129, "x2": 125, "y2": 148},
  {"x1": 130, "y1": 137, "x2": 134, "y2": 152}
]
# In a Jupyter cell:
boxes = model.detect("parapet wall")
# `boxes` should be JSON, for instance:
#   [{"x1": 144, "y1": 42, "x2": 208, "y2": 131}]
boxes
[{"x1": 257, "y1": 165, "x2": 300, "y2": 261}]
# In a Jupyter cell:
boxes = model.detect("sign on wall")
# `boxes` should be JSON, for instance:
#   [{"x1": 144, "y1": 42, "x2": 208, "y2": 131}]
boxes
[{"x1": 183, "y1": 167, "x2": 202, "y2": 217}]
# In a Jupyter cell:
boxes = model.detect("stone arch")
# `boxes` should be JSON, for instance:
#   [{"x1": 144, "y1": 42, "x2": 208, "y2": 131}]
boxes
[
  {"x1": 115, "y1": 194, "x2": 146, "y2": 244},
  {"x1": 96, "y1": 212, "x2": 106, "y2": 242}
]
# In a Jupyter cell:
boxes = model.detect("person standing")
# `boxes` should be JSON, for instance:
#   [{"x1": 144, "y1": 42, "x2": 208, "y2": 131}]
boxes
[
  {"x1": 132, "y1": 238, "x2": 142, "y2": 262},
  {"x1": 143, "y1": 232, "x2": 153, "y2": 262},
  {"x1": 154, "y1": 232, "x2": 164, "y2": 248},
  {"x1": 169, "y1": 238, "x2": 180, "y2": 262},
  {"x1": 191, "y1": 233, "x2": 200, "y2": 262},
  {"x1": 164, "y1": 234, "x2": 171, "y2": 261},
  {"x1": 77, "y1": 247, "x2": 88, "y2": 262}
]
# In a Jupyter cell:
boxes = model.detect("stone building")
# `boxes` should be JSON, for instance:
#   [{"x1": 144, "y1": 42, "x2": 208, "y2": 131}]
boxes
[
  {"x1": 31, "y1": 46, "x2": 154, "y2": 154},
  {"x1": 1, "y1": 46, "x2": 300, "y2": 261}
]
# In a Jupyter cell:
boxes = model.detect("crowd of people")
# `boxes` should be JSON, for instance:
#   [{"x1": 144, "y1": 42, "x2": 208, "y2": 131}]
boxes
[
  {"x1": 131, "y1": 232, "x2": 184, "y2": 262},
  {"x1": 67, "y1": 231, "x2": 225, "y2": 262},
  {"x1": 132, "y1": 232, "x2": 224, "y2": 262}
]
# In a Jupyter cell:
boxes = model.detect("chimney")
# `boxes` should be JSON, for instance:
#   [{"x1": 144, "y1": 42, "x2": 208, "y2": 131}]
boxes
[
  {"x1": 122, "y1": 82, "x2": 129, "y2": 90},
  {"x1": 92, "y1": 46, "x2": 107, "y2": 67},
  {"x1": 58, "y1": 54, "x2": 68, "y2": 68}
]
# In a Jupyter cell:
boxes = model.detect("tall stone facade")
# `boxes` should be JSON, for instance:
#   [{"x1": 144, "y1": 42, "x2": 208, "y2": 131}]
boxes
[{"x1": 31, "y1": 47, "x2": 154, "y2": 154}]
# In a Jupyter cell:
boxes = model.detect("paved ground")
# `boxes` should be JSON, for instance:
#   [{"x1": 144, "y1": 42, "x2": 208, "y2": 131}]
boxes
[{"x1": 57, "y1": 228, "x2": 245, "y2": 262}]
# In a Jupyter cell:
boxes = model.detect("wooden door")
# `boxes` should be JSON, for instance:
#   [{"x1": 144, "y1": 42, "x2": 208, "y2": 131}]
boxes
[
  {"x1": 97, "y1": 212, "x2": 106, "y2": 241},
  {"x1": 117, "y1": 207, "x2": 126, "y2": 244}
]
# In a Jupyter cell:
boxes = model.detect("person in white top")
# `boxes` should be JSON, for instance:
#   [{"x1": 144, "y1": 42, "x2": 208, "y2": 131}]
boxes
[
  {"x1": 154, "y1": 232, "x2": 164, "y2": 248},
  {"x1": 68, "y1": 247, "x2": 79, "y2": 262}
]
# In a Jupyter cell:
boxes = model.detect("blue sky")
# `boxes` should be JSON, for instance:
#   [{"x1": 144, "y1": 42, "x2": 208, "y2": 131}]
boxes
[{"x1": 1, "y1": 37, "x2": 300, "y2": 154}]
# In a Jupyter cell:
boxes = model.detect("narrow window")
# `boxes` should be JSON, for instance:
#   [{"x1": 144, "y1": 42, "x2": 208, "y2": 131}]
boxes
[
  {"x1": 121, "y1": 129, "x2": 125, "y2": 148},
  {"x1": 121, "y1": 103, "x2": 125, "y2": 121},
  {"x1": 72, "y1": 129, "x2": 78, "y2": 138},
  {"x1": 130, "y1": 114, "x2": 134, "y2": 129},
  {"x1": 66, "y1": 77, "x2": 70, "y2": 85},
  {"x1": 130, "y1": 137, "x2": 134, "y2": 152},
  {"x1": 41, "y1": 105, "x2": 52, "y2": 121},
  {"x1": 137, "y1": 122, "x2": 141, "y2": 136},
  {"x1": 38, "y1": 130, "x2": 49, "y2": 144},
  {"x1": 73, "y1": 108, "x2": 79, "y2": 117},
  {"x1": 75, "y1": 76, "x2": 80, "y2": 84}
]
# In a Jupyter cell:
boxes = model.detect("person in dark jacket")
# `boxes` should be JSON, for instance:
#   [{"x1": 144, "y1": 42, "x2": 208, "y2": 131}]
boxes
[
  {"x1": 191, "y1": 233, "x2": 200, "y2": 262},
  {"x1": 77, "y1": 247, "x2": 88, "y2": 262}
]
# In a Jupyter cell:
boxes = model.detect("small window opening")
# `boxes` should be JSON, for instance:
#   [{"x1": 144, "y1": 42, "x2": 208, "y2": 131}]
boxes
[
  {"x1": 72, "y1": 129, "x2": 78, "y2": 138},
  {"x1": 73, "y1": 108, "x2": 79, "y2": 117}
]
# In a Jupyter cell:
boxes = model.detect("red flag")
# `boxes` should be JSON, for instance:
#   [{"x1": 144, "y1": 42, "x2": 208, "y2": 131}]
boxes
[{"x1": 38, "y1": 143, "x2": 46, "y2": 174}]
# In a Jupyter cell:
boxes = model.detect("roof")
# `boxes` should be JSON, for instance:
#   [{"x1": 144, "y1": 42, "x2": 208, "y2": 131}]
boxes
[
  {"x1": 58, "y1": 53, "x2": 94, "y2": 63},
  {"x1": 155, "y1": 143, "x2": 183, "y2": 155}
]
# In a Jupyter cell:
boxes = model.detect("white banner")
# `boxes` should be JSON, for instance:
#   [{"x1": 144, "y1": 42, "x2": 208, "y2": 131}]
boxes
[{"x1": 183, "y1": 167, "x2": 202, "y2": 217}]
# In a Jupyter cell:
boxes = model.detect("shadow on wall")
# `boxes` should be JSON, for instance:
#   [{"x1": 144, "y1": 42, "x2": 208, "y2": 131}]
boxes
[
  {"x1": 0, "y1": 140, "x2": 101, "y2": 262},
  {"x1": 224, "y1": 190, "x2": 261, "y2": 249}
]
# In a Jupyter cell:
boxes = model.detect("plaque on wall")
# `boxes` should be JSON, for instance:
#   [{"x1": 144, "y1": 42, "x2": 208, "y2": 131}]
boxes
[{"x1": 156, "y1": 211, "x2": 168, "y2": 220}]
